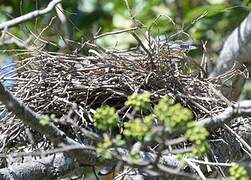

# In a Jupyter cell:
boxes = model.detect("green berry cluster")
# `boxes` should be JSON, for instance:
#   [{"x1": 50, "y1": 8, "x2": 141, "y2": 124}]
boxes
[
  {"x1": 229, "y1": 164, "x2": 249, "y2": 180},
  {"x1": 94, "y1": 94, "x2": 210, "y2": 161},
  {"x1": 154, "y1": 97, "x2": 209, "y2": 157},
  {"x1": 123, "y1": 115, "x2": 154, "y2": 141},
  {"x1": 154, "y1": 97, "x2": 193, "y2": 130},
  {"x1": 130, "y1": 149, "x2": 141, "y2": 163},
  {"x1": 94, "y1": 105, "x2": 120, "y2": 130},
  {"x1": 125, "y1": 92, "x2": 151, "y2": 111},
  {"x1": 185, "y1": 122, "x2": 209, "y2": 156}
]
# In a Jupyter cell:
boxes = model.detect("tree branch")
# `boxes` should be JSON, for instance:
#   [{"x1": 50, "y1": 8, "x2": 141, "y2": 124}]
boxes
[
  {"x1": 199, "y1": 100, "x2": 251, "y2": 129},
  {"x1": 210, "y1": 13, "x2": 251, "y2": 100},
  {"x1": 0, "y1": 81, "x2": 96, "y2": 165},
  {"x1": 0, "y1": 153, "x2": 83, "y2": 180},
  {"x1": 0, "y1": 0, "x2": 62, "y2": 31}
]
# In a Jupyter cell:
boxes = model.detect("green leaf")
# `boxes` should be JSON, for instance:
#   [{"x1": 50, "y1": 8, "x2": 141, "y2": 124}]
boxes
[{"x1": 40, "y1": 116, "x2": 50, "y2": 126}]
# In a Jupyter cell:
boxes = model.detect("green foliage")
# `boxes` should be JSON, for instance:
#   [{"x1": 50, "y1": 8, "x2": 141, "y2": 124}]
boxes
[
  {"x1": 94, "y1": 106, "x2": 120, "y2": 131},
  {"x1": 154, "y1": 97, "x2": 208, "y2": 157},
  {"x1": 185, "y1": 122, "x2": 209, "y2": 156},
  {"x1": 96, "y1": 135, "x2": 112, "y2": 160},
  {"x1": 123, "y1": 115, "x2": 154, "y2": 141},
  {"x1": 39, "y1": 114, "x2": 55, "y2": 126},
  {"x1": 229, "y1": 164, "x2": 249, "y2": 180},
  {"x1": 97, "y1": 134, "x2": 125, "y2": 161},
  {"x1": 94, "y1": 94, "x2": 209, "y2": 165},
  {"x1": 241, "y1": 82, "x2": 251, "y2": 100},
  {"x1": 125, "y1": 92, "x2": 151, "y2": 111},
  {"x1": 130, "y1": 149, "x2": 141, "y2": 163},
  {"x1": 113, "y1": 134, "x2": 126, "y2": 146},
  {"x1": 39, "y1": 116, "x2": 50, "y2": 126},
  {"x1": 154, "y1": 97, "x2": 193, "y2": 130}
]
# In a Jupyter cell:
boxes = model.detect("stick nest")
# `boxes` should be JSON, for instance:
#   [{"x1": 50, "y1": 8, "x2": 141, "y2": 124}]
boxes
[{"x1": 0, "y1": 38, "x2": 243, "y2": 155}]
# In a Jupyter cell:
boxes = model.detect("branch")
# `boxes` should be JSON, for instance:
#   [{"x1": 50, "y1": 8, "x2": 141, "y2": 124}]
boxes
[
  {"x1": 0, "y1": 0, "x2": 62, "y2": 31},
  {"x1": 2, "y1": 96, "x2": 251, "y2": 178},
  {"x1": 199, "y1": 100, "x2": 251, "y2": 129},
  {"x1": 0, "y1": 81, "x2": 97, "y2": 165},
  {"x1": 210, "y1": 13, "x2": 251, "y2": 100},
  {"x1": 0, "y1": 153, "x2": 83, "y2": 180}
]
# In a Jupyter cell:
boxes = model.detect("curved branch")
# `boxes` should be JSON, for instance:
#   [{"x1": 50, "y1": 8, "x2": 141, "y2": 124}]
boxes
[
  {"x1": 0, "y1": 82, "x2": 97, "y2": 165},
  {"x1": 0, "y1": 0, "x2": 62, "y2": 31},
  {"x1": 210, "y1": 13, "x2": 251, "y2": 100}
]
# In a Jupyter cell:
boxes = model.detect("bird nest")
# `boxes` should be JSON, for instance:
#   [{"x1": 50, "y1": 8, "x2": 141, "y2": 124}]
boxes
[
  {"x1": 0, "y1": 37, "x2": 244, "y2": 155},
  {"x1": 7, "y1": 43, "x2": 231, "y2": 116}
]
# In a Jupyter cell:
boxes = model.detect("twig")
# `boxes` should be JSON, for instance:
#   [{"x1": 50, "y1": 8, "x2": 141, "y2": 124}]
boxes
[
  {"x1": 130, "y1": 32, "x2": 154, "y2": 69},
  {"x1": 186, "y1": 160, "x2": 206, "y2": 180},
  {"x1": 188, "y1": 158, "x2": 233, "y2": 167},
  {"x1": 93, "y1": 27, "x2": 139, "y2": 40},
  {"x1": 114, "y1": 168, "x2": 133, "y2": 180}
]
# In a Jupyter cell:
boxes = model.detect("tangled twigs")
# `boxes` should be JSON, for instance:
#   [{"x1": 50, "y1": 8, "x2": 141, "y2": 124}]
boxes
[
  {"x1": 7, "y1": 42, "x2": 240, "y2": 120},
  {"x1": 0, "y1": 36, "x2": 245, "y2": 161}
]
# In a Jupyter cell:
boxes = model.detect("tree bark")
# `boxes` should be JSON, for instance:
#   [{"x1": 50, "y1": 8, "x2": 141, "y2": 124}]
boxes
[
  {"x1": 0, "y1": 153, "x2": 83, "y2": 180},
  {"x1": 210, "y1": 13, "x2": 251, "y2": 101}
]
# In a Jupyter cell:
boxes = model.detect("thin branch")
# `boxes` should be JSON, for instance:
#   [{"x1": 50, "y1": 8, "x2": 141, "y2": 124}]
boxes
[
  {"x1": 130, "y1": 32, "x2": 154, "y2": 69},
  {"x1": 188, "y1": 159, "x2": 233, "y2": 167},
  {"x1": 0, "y1": 0, "x2": 62, "y2": 31},
  {"x1": 186, "y1": 160, "x2": 206, "y2": 180},
  {"x1": 93, "y1": 27, "x2": 139, "y2": 40}
]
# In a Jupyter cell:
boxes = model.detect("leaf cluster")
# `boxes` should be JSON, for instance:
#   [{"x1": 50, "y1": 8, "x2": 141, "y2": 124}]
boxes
[
  {"x1": 94, "y1": 106, "x2": 120, "y2": 131},
  {"x1": 229, "y1": 164, "x2": 249, "y2": 180},
  {"x1": 94, "y1": 92, "x2": 209, "y2": 161}
]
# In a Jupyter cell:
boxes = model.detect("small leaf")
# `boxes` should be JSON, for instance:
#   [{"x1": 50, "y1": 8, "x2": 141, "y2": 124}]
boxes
[{"x1": 40, "y1": 116, "x2": 50, "y2": 126}]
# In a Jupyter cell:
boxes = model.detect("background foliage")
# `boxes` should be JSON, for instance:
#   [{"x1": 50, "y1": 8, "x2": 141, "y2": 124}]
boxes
[{"x1": 0, "y1": 0, "x2": 250, "y2": 52}]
